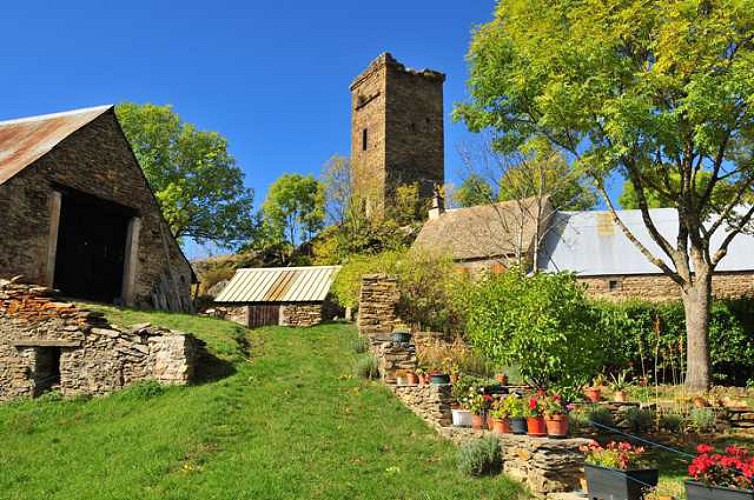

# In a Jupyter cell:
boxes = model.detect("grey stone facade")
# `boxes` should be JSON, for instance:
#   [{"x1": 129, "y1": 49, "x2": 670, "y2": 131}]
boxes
[
  {"x1": 0, "y1": 107, "x2": 193, "y2": 312},
  {"x1": 0, "y1": 279, "x2": 197, "y2": 401}
]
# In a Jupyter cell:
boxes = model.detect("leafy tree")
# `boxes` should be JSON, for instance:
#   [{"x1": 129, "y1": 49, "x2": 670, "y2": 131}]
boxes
[
  {"x1": 262, "y1": 173, "x2": 325, "y2": 251},
  {"x1": 320, "y1": 155, "x2": 352, "y2": 226},
  {"x1": 116, "y1": 103, "x2": 255, "y2": 248},
  {"x1": 457, "y1": 0, "x2": 754, "y2": 390},
  {"x1": 618, "y1": 172, "x2": 739, "y2": 211},
  {"x1": 455, "y1": 174, "x2": 496, "y2": 207},
  {"x1": 466, "y1": 270, "x2": 608, "y2": 389}
]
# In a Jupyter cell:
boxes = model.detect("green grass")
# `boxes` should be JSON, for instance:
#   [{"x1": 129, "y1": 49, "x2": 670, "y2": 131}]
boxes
[{"x1": 0, "y1": 307, "x2": 525, "y2": 499}]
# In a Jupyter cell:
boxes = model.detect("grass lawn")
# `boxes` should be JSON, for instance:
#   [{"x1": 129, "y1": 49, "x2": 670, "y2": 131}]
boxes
[{"x1": 0, "y1": 307, "x2": 525, "y2": 499}]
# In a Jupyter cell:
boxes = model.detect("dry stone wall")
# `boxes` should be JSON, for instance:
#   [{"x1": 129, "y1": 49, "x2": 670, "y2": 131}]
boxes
[
  {"x1": 280, "y1": 304, "x2": 322, "y2": 327},
  {"x1": 0, "y1": 279, "x2": 198, "y2": 401},
  {"x1": 357, "y1": 274, "x2": 399, "y2": 351}
]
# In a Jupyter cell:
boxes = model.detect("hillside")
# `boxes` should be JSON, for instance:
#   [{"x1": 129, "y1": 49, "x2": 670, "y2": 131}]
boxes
[{"x1": 0, "y1": 308, "x2": 524, "y2": 499}]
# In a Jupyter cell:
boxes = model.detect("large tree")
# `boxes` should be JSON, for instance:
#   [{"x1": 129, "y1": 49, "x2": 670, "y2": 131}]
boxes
[
  {"x1": 457, "y1": 0, "x2": 754, "y2": 390},
  {"x1": 116, "y1": 103, "x2": 255, "y2": 248}
]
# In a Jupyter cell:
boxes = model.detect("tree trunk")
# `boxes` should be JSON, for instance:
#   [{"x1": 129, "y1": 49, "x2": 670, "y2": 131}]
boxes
[{"x1": 683, "y1": 270, "x2": 712, "y2": 392}]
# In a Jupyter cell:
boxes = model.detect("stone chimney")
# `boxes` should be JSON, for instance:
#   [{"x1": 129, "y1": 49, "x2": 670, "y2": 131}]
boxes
[{"x1": 428, "y1": 187, "x2": 445, "y2": 220}]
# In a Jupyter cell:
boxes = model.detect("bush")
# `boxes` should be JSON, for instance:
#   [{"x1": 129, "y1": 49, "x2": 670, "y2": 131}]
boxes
[
  {"x1": 594, "y1": 299, "x2": 754, "y2": 386},
  {"x1": 352, "y1": 338, "x2": 368, "y2": 354},
  {"x1": 466, "y1": 269, "x2": 609, "y2": 389},
  {"x1": 457, "y1": 437, "x2": 502, "y2": 476},
  {"x1": 587, "y1": 406, "x2": 615, "y2": 431},
  {"x1": 688, "y1": 408, "x2": 717, "y2": 433},
  {"x1": 354, "y1": 355, "x2": 379, "y2": 380},
  {"x1": 625, "y1": 407, "x2": 654, "y2": 434},
  {"x1": 659, "y1": 411, "x2": 684, "y2": 434}
]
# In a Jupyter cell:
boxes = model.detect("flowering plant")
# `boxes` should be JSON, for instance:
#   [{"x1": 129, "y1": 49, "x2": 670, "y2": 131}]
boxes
[
  {"x1": 490, "y1": 394, "x2": 524, "y2": 419},
  {"x1": 688, "y1": 444, "x2": 754, "y2": 490},
  {"x1": 526, "y1": 396, "x2": 545, "y2": 417},
  {"x1": 542, "y1": 393, "x2": 574, "y2": 417},
  {"x1": 580, "y1": 441, "x2": 650, "y2": 470},
  {"x1": 466, "y1": 392, "x2": 493, "y2": 415}
]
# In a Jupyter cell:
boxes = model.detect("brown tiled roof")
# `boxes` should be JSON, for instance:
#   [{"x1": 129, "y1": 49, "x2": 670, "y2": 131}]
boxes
[
  {"x1": 0, "y1": 105, "x2": 112, "y2": 186},
  {"x1": 413, "y1": 196, "x2": 552, "y2": 261}
]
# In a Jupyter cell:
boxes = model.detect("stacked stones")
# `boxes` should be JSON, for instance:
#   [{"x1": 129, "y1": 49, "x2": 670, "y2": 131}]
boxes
[
  {"x1": 443, "y1": 429, "x2": 592, "y2": 499},
  {"x1": 392, "y1": 385, "x2": 454, "y2": 428},
  {"x1": 0, "y1": 278, "x2": 198, "y2": 401},
  {"x1": 280, "y1": 304, "x2": 322, "y2": 327},
  {"x1": 357, "y1": 274, "x2": 399, "y2": 352}
]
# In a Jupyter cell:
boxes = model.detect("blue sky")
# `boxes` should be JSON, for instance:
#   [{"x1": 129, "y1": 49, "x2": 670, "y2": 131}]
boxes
[{"x1": 1, "y1": 1, "x2": 617, "y2": 258}]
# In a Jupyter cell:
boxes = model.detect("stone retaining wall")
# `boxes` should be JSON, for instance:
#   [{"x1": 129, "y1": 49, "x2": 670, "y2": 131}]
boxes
[
  {"x1": 280, "y1": 304, "x2": 322, "y2": 327},
  {"x1": 390, "y1": 384, "x2": 454, "y2": 428},
  {"x1": 442, "y1": 428, "x2": 591, "y2": 498},
  {"x1": 0, "y1": 278, "x2": 198, "y2": 401}
]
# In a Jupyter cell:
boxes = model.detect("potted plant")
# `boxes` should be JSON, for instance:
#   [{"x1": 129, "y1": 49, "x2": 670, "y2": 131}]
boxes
[
  {"x1": 581, "y1": 441, "x2": 658, "y2": 500},
  {"x1": 395, "y1": 370, "x2": 409, "y2": 386},
  {"x1": 391, "y1": 325, "x2": 411, "y2": 344},
  {"x1": 543, "y1": 392, "x2": 571, "y2": 438},
  {"x1": 430, "y1": 372, "x2": 451, "y2": 386},
  {"x1": 406, "y1": 371, "x2": 419, "y2": 385},
  {"x1": 500, "y1": 394, "x2": 527, "y2": 434},
  {"x1": 526, "y1": 396, "x2": 547, "y2": 437},
  {"x1": 586, "y1": 374, "x2": 605, "y2": 403},
  {"x1": 489, "y1": 397, "x2": 513, "y2": 434},
  {"x1": 610, "y1": 370, "x2": 632, "y2": 403},
  {"x1": 416, "y1": 366, "x2": 429, "y2": 385},
  {"x1": 467, "y1": 393, "x2": 487, "y2": 430},
  {"x1": 686, "y1": 444, "x2": 754, "y2": 499},
  {"x1": 496, "y1": 373, "x2": 509, "y2": 385}
]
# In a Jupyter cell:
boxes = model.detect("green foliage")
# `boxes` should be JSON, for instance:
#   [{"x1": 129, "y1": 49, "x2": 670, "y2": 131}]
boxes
[
  {"x1": 352, "y1": 338, "x2": 368, "y2": 354},
  {"x1": 457, "y1": 437, "x2": 502, "y2": 477},
  {"x1": 353, "y1": 355, "x2": 380, "y2": 380},
  {"x1": 595, "y1": 299, "x2": 754, "y2": 385},
  {"x1": 587, "y1": 406, "x2": 615, "y2": 430},
  {"x1": 114, "y1": 380, "x2": 167, "y2": 402},
  {"x1": 496, "y1": 140, "x2": 597, "y2": 211},
  {"x1": 625, "y1": 407, "x2": 655, "y2": 434},
  {"x1": 688, "y1": 408, "x2": 717, "y2": 434},
  {"x1": 262, "y1": 173, "x2": 325, "y2": 250},
  {"x1": 466, "y1": 269, "x2": 608, "y2": 389},
  {"x1": 116, "y1": 103, "x2": 255, "y2": 248},
  {"x1": 455, "y1": 174, "x2": 496, "y2": 208},
  {"x1": 659, "y1": 411, "x2": 685, "y2": 434},
  {"x1": 618, "y1": 172, "x2": 739, "y2": 210},
  {"x1": 331, "y1": 250, "x2": 404, "y2": 309}
]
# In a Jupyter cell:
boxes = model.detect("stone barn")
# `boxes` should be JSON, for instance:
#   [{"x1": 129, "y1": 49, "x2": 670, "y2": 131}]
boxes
[
  {"x1": 0, "y1": 105, "x2": 195, "y2": 311},
  {"x1": 214, "y1": 266, "x2": 341, "y2": 328}
]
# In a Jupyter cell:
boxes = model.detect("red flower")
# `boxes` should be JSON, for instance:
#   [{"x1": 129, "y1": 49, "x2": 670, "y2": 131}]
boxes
[
  {"x1": 529, "y1": 398, "x2": 537, "y2": 410},
  {"x1": 697, "y1": 444, "x2": 715, "y2": 454}
]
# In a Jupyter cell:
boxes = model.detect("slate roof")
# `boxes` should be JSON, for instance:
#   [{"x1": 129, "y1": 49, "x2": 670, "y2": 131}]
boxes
[
  {"x1": 412, "y1": 196, "x2": 552, "y2": 261},
  {"x1": 0, "y1": 105, "x2": 113, "y2": 186},
  {"x1": 214, "y1": 266, "x2": 341, "y2": 304},
  {"x1": 538, "y1": 208, "x2": 754, "y2": 276}
]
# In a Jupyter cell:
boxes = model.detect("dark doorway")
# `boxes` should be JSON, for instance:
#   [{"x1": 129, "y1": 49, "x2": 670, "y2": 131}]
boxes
[
  {"x1": 54, "y1": 189, "x2": 134, "y2": 303},
  {"x1": 32, "y1": 347, "x2": 61, "y2": 397}
]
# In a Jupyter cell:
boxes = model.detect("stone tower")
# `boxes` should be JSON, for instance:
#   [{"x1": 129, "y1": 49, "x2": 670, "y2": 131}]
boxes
[{"x1": 350, "y1": 53, "x2": 445, "y2": 219}]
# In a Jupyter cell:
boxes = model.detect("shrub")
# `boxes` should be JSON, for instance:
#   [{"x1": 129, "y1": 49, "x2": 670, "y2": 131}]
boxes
[
  {"x1": 688, "y1": 408, "x2": 717, "y2": 433},
  {"x1": 417, "y1": 337, "x2": 496, "y2": 378},
  {"x1": 659, "y1": 412, "x2": 684, "y2": 434},
  {"x1": 587, "y1": 406, "x2": 615, "y2": 431},
  {"x1": 331, "y1": 250, "x2": 404, "y2": 309},
  {"x1": 625, "y1": 407, "x2": 654, "y2": 434},
  {"x1": 352, "y1": 338, "x2": 368, "y2": 354},
  {"x1": 457, "y1": 437, "x2": 502, "y2": 476},
  {"x1": 466, "y1": 269, "x2": 610, "y2": 389},
  {"x1": 354, "y1": 355, "x2": 380, "y2": 380}
]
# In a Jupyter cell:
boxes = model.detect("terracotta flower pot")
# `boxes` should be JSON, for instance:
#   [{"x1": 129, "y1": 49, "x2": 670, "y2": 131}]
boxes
[
  {"x1": 545, "y1": 414, "x2": 569, "y2": 438},
  {"x1": 496, "y1": 374, "x2": 509, "y2": 385},
  {"x1": 406, "y1": 372, "x2": 419, "y2": 385},
  {"x1": 492, "y1": 418, "x2": 512, "y2": 434},
  {"x1": 613, "y1": 390, "x2": 629, "y2": 402},
  {"x1": 472, "y1": 413, "x2": 485, "y2": 430},
  {"x1": 585, "y1": 387, "x2": 602, "y2": 402},
  {"x1": 526, "y1": 416, "x2": 547, "y2": 437}
]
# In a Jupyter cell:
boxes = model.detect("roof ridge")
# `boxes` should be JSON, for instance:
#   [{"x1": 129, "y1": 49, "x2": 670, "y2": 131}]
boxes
[{"x1": 0, "y1": 104, "x2": 113, "y2": 127}]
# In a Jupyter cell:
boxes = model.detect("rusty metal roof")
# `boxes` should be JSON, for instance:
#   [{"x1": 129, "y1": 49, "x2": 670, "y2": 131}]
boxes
[
  {"x1": 214, "y1": 266, "x2": 341, "y2": 304},
  {"x1": 0, "y1": 105, "x2": 113, "y2": 186}
]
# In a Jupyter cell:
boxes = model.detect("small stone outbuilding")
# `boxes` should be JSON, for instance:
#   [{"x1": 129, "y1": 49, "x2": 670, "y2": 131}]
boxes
[
  {"x1": 0, "y1": 105, "x2": 195, "y2": 311},
  {"x1": 214, "y1": 266, "x2": 341, "y2": 328},
  {"x1": 0, "y1": 278, "x2": 198, "y2": 401}
]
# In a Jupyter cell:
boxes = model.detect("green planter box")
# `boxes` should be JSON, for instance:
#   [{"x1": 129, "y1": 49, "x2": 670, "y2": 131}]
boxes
[{"x1": 686, "y1": 481, "x2": 754, "y2": 500}]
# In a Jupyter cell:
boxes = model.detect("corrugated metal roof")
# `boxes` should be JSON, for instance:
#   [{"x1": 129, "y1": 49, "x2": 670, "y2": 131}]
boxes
[
  {"x1": 215, "y1": 266, "x2": 342, "y2": 303},
  {"x1": 539, "y1": 208, "x2": 754, "y2": 276},
  {"x1": 0, "y1": 105, "x2": 112, "y2": 186}
]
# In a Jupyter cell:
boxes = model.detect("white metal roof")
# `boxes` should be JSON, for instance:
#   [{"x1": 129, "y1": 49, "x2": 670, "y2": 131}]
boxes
[
  {"x1": 214, "y1": 266, "x2": 341, "y2": 304},
  {"x1": 539, "y1": 208, "x2": 754, "y2": 276}
]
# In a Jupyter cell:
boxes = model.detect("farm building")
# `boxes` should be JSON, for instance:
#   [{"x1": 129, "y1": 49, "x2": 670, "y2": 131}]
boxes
[
  {"x1": 0, "y1": 105, "x2": 195, "y2": 312},
  {"x1": 413, "y1": 198, "x2": 754, "y2": 301},
  {"x1": 214, "y1": 266, "x2": 342, "y2": 327}
]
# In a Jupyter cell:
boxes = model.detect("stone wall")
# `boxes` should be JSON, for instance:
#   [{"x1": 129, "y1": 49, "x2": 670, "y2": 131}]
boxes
[
  {"x1": 350, "y1": 53, "x2": 445, "y2": 218},
  {"x1": 391, "y1": 384, "x2": 454, "y2": 428},
  {"x1": 357, "y1": 274, "x2": 399, "y2": 350},
  {"x1": 280, "y1": 303, "x2": 322, "y2": 327},
  {"x1": 443, "y1": 429, "x2": 591, "y2": 498},
  {"x1": 578, "y1": 271, "x2": 754, "y2": 301},
  {"x1": 0, "y1": 279, "x2": 198, "y2": 401},
  {"x1": 0, "y1": 109, "x2": 193, "y2": 312}
]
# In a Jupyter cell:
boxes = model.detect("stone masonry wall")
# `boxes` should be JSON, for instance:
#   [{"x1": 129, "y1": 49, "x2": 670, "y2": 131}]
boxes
[
  {"x1": 357, "y1": 273, "x2": 399, "y2": 351},
  {"x1": 0, "y1": 109, "x2": 193, "y2": 312},
  {"x1": 0, "y1": 279, "x2": 197, "y2": 401},
  {"x1": 280, "y1": 303, "x2": 322, "y2": 327},
  {"x1": 579, "y1": 271, "x2": 754, "y2": 301}
]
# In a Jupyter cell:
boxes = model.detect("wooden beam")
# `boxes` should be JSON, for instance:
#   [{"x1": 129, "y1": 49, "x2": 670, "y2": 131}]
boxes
[
  {"x1": 12, "y1": 340, "x2": 82, "y2": 348},
  {"x1": 121, "y1": 217, "x2": 141, "y2": 306},
  {"x1": 44, "y1": 191, "x2": 62, "y2": 287}
]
